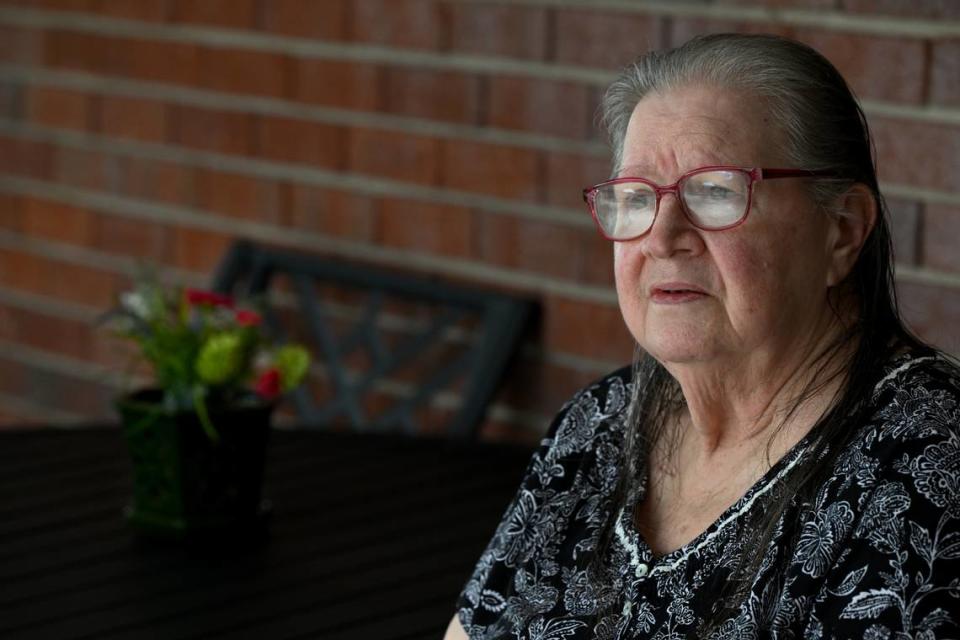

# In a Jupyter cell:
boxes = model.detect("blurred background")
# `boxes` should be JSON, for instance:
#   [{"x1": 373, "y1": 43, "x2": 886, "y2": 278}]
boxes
[{"x1": 0, "y1": 0, "x2": 957, "y2": 443}]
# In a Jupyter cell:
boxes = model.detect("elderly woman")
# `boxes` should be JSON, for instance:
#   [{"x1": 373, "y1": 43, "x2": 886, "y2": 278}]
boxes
[{"x1": 444, "y1": 33, "x2": 959, "y2": 639}]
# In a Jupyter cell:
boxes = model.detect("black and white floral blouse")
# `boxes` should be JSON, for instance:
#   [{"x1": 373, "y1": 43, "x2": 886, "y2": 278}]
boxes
[{"x1": 457, "y1": 349, "x2": 960, "y2": 639}]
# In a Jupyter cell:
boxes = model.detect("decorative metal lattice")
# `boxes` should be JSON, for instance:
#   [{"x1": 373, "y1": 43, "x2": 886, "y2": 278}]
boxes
[{"x1": 212, "y1": 241, "x2": 534, "y2": 439}]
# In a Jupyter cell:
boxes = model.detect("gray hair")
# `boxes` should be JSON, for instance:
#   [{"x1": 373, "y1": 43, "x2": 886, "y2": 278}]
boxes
[{"x1": 600, "y1": 33, "x2": 877, "y2": 213}]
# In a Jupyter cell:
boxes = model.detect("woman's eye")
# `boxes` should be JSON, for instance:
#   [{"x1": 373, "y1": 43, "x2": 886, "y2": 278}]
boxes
[
  {"x1": 623, "y1": 192, "x2": 653, "y2": 208},
  {"x1": 704, "y1": 185, "x2": 734, "y2": 199}
]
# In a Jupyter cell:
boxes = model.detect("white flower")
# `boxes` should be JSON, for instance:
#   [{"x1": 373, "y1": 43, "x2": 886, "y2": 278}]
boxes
[
  {"x1": 795, "y1": 502, "x2": 855, "y2": 577},
  {"x1": 120, "y1": 291, "x2": 151, "y2": 319},
  {"x1": 906, "y1": 437, "x2": 960, "y2": 517}
]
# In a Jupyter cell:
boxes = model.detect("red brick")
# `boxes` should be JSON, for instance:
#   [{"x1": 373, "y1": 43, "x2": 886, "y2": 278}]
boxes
[
  {"x1": 260, "y1": 0, "x2": 347, "y2": 40},
  {"x1": 0, "y1": 356, "x2": 118, "y2": 420},
  {"x1": 0, "y1": 135, "x2": 53, "y2": 180},
  {"x1": 45, "y1": 29, "x2": 196, "y2": 86},
  {"x1": 350, "y1": 0, "x2": 442, "y2": 50},
  {"x1": 922, "y1": 204, "x2": 960, "y2": 273},
  {"x1": 168, "y1": 104, "x2": 256, "y2": 155},
  {"x1": 441, "y1": 140, "x2": 539, "y2": 200},
  {"x1": 381, "y1": 67, "x2": 480, "y2": 124},
  {"x1": 195, "y1": 47, "x2": 292, "y2": 98},
  {"x1": 169, "y1": 0, "x2": 257, "y2": 29},
  {"x1": 930, "y1": 39, "x2": 960, "y2": 107},
  {"x1": 43, "y1": 30, "x2": 126, "y2": 76},
  {"x1": 0, "y1": 249, "x2": 121, "y2": 307},
  {"x1": 544, "y1": 151, "x2": 611, "y2": 209},
  {"x1": 116, "y1": 156, "x2": 195, "y2": 205},
  {"x1": 478, "y1": 214, "x2": 582, "y2": 280},
  {"x1": 0, "y1": 354, "x2": 30, "y2": 399},
  {"x1": 0, "y1": 80, "x2": 23, "y2": 121},
  {"x1": 170, "y1": 226, "x2": 235, "y2": 272},
  {"x1": 447, "y1": 4, "x2": 548, "y2": 60},
  {"x1": 53, "y1": 147, "x2": 117, "y2": 191},
  {"x1": 284, "y1": 184, "x2": 378, "y2": 241},
  {"x1": 668, "y1": 19, "x2": 795, "y2": 49},
  {"x1": 843, "y1": 0, "x2": 960, "y2": 19},
  {"x1": 897, "y1": 280, "x2": 960, "y2": 356},
  {"x1": 794, "y1": 30, "x2": 926, "y2": 104},
  {"x1": 93, "y1": 213, "x2": 170, "y2": 261},
  {"x1": 886, "y1": 198, "x2": 921, "y2": 266},
  {"x1": 543, "y1": 295, "x2": 634, "y2": 362},
  {"x1": 348, "y1": 128, "x2": 440, "y2": 185},
  {"x1": 585, "y1": 86, "x2": 606, "y2": 142},
  {"x1": 0, "y1": 409, "x2": 43, "y2": 429},
  {"x1": 90, "y1": 0, "x2": 169, "y2": 22},
  {"x1": 378, "y1": 199, "x2": 472, "y2": 258},
  {"x1": 498, "y1": 353, "x2": 619, "y2": 424},
  {"x1": 20, "y1": 197, "x2": 93, "y2": 245},
  {"x1": 487, "y1": 76, "x2": 590, "y2": 140},
  {"x1": 98, "y1": 95, "x2": 166, "y2": 142},
  {"x1": 25, "y1": 85, "x2": 90, "y2": 130},
  {"x1": 122, "y1": 38, "x2": 199, "y2": 86},
  {"x1": 194, "y1": 169, "x2": 281, "y2": 222},
  {"x1": 2, "y1": 304, "x2": 93, "y2": 362},
  {"x1": 258, "y1": 116, "x2": 345, "y2": 169},
  {"x1": 0, "y1": 250, "x2": 41, "y2": 296},
  {"x1": 0, "y1": 26, "x2": 45, "y2": 65},
  {"x1": 91, "y1": 332, "x2": 142, "y2": 373},
  {"x1": 14, "y1": 0, "x2": 95, "y2": 9},
  {"x1": 872, "y1": 117, "x2": 960, "y2": 194},
  {"x1": 295, "y1": 59, "x2": 382, "y2": 111},
  {"x1": 554, "y1": 9, "x2": 665, "y2": 69},
  {"x1": 717, "y1": 0, "x2": 836, "y2": 6},
  {"x1": 579, "y1": 231, "x2": 615, "y2": 286},
  {"x1": 0, "y1": 193, "x2": 21, "y2": 231}
]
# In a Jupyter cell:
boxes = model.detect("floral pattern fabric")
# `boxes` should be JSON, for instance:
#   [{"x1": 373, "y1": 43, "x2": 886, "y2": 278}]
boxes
[{"x1": 456, "y1": 350, "x2": 960, "y2": 639}]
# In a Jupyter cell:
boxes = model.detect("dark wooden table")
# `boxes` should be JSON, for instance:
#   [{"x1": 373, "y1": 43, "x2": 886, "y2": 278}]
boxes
[{"x1": 0, "y1": 427, "x2": 533, "y2": 639}]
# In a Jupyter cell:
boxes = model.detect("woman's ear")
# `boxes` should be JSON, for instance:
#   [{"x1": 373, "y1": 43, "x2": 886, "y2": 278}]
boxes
[{"x1": 825, "y1": 183, "x2": 878, "y2": 287}]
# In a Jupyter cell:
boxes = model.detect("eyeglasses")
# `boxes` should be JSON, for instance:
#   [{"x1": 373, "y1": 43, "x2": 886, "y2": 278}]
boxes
[{"x1": 582, "y1": 166, "x2": 837, "y2": 241}]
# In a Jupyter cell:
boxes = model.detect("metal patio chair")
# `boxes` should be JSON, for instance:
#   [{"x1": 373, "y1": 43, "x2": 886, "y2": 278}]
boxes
[{"x1": 211, "y1": 240, "x2": 534, "y2": 440}]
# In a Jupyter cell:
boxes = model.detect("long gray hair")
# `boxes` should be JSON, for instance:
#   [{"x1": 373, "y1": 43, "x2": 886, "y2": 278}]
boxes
[{"x1": 593, "y1": 33, "x2": 927, "y2": 632}]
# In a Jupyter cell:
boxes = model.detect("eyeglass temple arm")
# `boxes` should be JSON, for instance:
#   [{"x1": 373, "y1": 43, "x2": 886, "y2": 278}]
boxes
[{"x1": 760, "y1": 168, "x2": 839, "y2": 180}]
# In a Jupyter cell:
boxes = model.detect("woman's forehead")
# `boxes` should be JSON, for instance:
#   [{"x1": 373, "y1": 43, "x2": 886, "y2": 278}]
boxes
[{"x1": 621, "y1": 86, "x2": 785, "y2": 175}]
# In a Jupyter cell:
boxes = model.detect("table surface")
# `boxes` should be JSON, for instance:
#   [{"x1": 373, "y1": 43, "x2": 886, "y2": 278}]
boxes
[{"x1": 0, "y1": 427, "x2": 534, "y2": 640}]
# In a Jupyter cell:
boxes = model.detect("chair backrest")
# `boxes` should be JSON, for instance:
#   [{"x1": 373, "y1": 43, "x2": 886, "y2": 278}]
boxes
[{"x1": 211, "y1": 240, "x2": 534, "y2": 440}]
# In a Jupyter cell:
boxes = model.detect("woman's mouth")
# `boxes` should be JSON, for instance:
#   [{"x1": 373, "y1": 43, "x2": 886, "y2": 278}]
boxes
[{"x1": 650, "y1": 284, "x2": 708, "y2": 304}]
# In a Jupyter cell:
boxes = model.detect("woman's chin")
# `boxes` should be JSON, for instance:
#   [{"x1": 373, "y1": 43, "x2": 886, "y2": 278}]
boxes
[{"x1": 642, "y1": 335, "x2": 718, "y2": 365}]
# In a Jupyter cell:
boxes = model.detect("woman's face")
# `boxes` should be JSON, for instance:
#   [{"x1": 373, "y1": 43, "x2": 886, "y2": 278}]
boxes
[{"x1": 614, "y1": 85, "x2": 838, "y2": 368}]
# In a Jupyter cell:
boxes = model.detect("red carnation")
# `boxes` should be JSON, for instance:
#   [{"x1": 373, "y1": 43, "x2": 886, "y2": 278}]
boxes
[
  {"x1": 185, "y1": 289, "x2": 235, "y2": 308},
  {"x1": 235, "y1": 309, "x2": 262, "y2": 327},
  {"x1": 254, "y1": 368, "x2": 282, "y2": 400}
]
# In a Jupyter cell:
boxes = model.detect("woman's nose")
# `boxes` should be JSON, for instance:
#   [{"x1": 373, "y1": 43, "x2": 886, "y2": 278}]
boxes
[{"x1": 639, "y1": 192, "x2": 704, "y2": 259}]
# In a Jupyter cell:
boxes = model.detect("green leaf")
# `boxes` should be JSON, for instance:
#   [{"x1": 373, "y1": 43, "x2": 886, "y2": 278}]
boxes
[
  {"x1": 192, "y1": 385, "x2": 220, "y2": 443},
  {"x1": 195, "y1": 332, "x2": 245, "y2": 385},
  {"x1": 274, "y1": 345, "x2": 311, "y2": 391},
  {"x1": 840, "y1": 589, "x2": 900, "y2": 620}
]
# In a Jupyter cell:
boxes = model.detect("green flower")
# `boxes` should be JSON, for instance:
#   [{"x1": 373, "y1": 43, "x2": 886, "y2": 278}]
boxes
[
  {"x1": 195, "y1": 332, "x2": 245, "y2": 385},
  {"x1": 274, "y1": 345, "x2": 310, "y2": 391}
]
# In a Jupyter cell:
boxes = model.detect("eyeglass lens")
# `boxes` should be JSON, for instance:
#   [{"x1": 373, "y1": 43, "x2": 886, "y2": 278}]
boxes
[{"x1": 592, "y1": 169, "x2": 750, "y2": 239}]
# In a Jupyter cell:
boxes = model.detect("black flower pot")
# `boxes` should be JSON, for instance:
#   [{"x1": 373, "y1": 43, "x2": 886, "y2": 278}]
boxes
[{"x1": 116, "y1": 389, "x2": 274, "y2": 542}]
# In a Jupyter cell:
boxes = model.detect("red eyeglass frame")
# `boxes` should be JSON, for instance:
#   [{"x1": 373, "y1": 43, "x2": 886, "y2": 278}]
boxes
[{"x1": 581, "y1": 165, "x2": 839, "y2": 241}]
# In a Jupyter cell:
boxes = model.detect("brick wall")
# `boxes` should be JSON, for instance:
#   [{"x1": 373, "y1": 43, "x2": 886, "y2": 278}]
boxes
[{"x1": 0, "y1": 0, "x2": 957, "y2": 440}]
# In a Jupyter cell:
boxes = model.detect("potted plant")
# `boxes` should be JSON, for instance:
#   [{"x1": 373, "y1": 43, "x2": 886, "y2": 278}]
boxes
[{"x1": 103, "y1": 274, "x2": 310, "y2": 541}]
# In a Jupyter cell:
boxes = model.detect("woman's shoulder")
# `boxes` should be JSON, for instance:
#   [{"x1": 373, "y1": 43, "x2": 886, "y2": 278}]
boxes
[
  {"x1": 833, "y1": 347, "x2": 960, "y2": 502},
  {"x1": 541, "y1": 364, "x2": 634, "y2": 446},
  {"x1": 867, "y1": 347, "x2": 960, "y2": 445}
]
